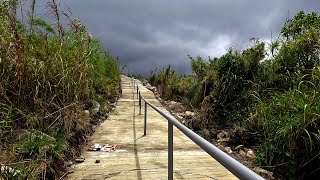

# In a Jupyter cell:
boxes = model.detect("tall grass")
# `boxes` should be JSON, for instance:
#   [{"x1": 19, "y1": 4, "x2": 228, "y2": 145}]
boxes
[
  {"x1": 0, "y1": 0, "x2": 120, "y2": 178},
  {"x1": 249, "y1": 69, "x2": 320, "y2": 178}
]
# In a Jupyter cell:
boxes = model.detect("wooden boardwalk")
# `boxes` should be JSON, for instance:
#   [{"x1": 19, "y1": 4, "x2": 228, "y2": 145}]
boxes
[{"x1": 68, "y1": 76, "x2": 237, "y2": 180}]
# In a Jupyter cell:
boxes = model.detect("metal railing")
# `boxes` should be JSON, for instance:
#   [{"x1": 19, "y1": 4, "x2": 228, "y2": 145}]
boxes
[{"x1": 132, "y1": 78, "x2": 264, "y2": 180}]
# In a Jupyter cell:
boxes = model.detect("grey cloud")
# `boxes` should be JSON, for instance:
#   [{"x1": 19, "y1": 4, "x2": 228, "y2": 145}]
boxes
[{"x1": 53, "y1": 0, "x2": 320, "y2": 75}]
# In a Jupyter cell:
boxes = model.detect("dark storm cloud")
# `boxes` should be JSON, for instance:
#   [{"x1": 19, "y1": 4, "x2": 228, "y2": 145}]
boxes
[{"x1": 55, "y1": 0, "x2": 320, "y2": 75}]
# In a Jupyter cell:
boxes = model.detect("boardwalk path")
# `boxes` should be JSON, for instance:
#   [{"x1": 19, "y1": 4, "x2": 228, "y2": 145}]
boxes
[{"x1": 68, "y1": 76, "x2": 237, "y2": 179}]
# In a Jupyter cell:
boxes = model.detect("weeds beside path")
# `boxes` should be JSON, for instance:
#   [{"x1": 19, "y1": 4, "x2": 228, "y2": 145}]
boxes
[{"x1": 0, "y1": 0, "x2": 120, "y2": 179}]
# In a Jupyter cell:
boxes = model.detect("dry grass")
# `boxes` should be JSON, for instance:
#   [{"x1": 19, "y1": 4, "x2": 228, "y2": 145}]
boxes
[{"x1": 0, "y1": 0, "x2": 120, "y2": 178}]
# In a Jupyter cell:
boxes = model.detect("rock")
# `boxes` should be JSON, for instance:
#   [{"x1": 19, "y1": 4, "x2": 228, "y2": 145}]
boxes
[
  {"x1": 185, "y1": 111, "x2": 195, "y2": 119},
  {"x1": 239, "y1": 149, "x2": 246, "y2": 157},
  {"x1": 217, "y1": 131, "x2": 229, "y2": 139},
  {"x1": 246, "y1": 149, "x2": 256, "y2": 159},
  {"x1": 217, "y1": 131, "x2": 230, "y2": 142},
  {"x1": 83, "y1": 110, "x2": 90, "y2": 118},
  {"x1": 167, "y1": 101, "x2": 185, "y2": 112},
  {"x1": 145, "y1": 83, "x2": 152, "y2": 89},
  {"x1": 66, "y1": 161, "x2": 73, "y2": 167},
  {"x1": 149, "y1": 86, "x2": 157, "y2": 92},
  {"x1": 142, "y1": 80, "x2": 148, "y2": 86},
  {"x1": 86, "y1": 100, "x2": 101, "y2": 116},
  {"x1": 179, "y1": 112, "x2": 185, "y2": 118},
  {"x1": 75, "y1": 157, "x2": 85, "y2": 163},
  {"x1": 95, "y1": 160, "x2": 100, "y2": 163},
  {"x1": 254, "y1": 167, "x2": 274, "y2": 179},
  {"x1": 110, "y1": 102, "x2": 117, "y2": 107},
  {"x1": 225, "y1": 147, "x2": 232, "y2": 154},
  {"x1": 154, "y1": 92, "x2": 160, "y2": 98},
  {"x1": 168, "y1": 103, "x2": 175, "y2": 109}
]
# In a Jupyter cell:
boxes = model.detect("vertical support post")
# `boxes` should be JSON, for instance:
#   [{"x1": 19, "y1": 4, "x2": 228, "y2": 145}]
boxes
[
  {"x1": 139, "y1": 91, "x2": 141, "y2": 115},
  {"x1": 136, "y1": 86, "x2": 138, "y2": 99},
  {"x1": 144, "y1": 101, "x2": 147, "y2": 136},
  {"x1": 168, "y1": 122, "x2": 173, "y2": 180}
]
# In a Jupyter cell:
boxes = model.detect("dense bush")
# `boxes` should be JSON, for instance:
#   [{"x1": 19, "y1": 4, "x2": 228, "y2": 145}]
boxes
[
  {"x1": 148, "y1": 11, "x2": 320, "y2": 179},
  {"x1": 249, "y1": 74, "x2": 320, "y2": 178},
  {"x1": 0, "y1": 0, "x2": 120, "y2": 179}
]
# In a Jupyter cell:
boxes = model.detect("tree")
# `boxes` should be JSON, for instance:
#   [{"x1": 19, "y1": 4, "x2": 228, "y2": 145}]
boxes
[{"x1": 281, "y1": 11, "x2": 320, "y2": 40}]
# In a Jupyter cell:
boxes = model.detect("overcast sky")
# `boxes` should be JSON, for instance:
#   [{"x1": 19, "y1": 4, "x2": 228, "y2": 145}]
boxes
[{"x1": 58, "y1": 0, "x2": 320, "y2": 75}]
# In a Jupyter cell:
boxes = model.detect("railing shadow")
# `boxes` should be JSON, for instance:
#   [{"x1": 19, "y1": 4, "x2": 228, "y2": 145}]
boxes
[{"x1": 132, "y1": 84, "x2": 142, "y2": 180}]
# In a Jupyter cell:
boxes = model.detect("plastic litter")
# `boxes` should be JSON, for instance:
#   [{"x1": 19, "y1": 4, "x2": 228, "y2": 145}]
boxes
[
  {"x1": 88, "y1": 143, "x2": 104, "y2": 151},
  {"x1": 88, "y1": 143, "x2": 117, "y2": 152},
  {"x1": 101, "y1": 144, "x2": 117, "y2": 152}
]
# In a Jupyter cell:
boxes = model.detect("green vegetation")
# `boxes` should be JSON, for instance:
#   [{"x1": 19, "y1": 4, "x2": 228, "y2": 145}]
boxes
[
  {"x1": 148, "y1": 11, "x2": 320, "y2": 179},
  {"x1": 0, "y1": 0, "x2": 120, "y2": 179}
]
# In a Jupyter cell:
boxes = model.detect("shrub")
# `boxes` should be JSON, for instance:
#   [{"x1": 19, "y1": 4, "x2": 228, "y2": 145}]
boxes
[{"x1": 249, "y1": 69, "x2": 320, "y2": 178}]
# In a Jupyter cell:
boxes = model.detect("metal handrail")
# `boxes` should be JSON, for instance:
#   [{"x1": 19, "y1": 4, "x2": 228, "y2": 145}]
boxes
[{"x1": 132, "y1": 78, "x2": 264, "y2": 180}]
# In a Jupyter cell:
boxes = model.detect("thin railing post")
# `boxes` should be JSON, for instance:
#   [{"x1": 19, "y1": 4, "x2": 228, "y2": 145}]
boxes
[
  {"x1": 144, "y1": 101, "x2": 147, "y2": 136},
  {"x1": 136, "y1": 86, "x2": 138, "y2": 99},
  {"x1": 139, "y1": 91, "x2": 141, "y2": 115},
  {"x1": 168, "y1": 122, "x2": 173, "y2": 180}
]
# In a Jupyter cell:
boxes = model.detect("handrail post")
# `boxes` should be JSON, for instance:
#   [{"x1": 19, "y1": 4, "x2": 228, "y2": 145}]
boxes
[
  {"x1": 144, "y1": 101, "x2": 147, "y2": 136},
  {"x1": 136, "y1": 86, "x2": 138, "y2": 99},
  {"x1": 168, "y1": 122, "x2": 173, "y2": 180},
  {"x1": 139, "y1": 91, "x2": 141, "y2": 115}
]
